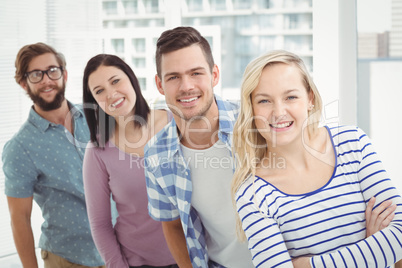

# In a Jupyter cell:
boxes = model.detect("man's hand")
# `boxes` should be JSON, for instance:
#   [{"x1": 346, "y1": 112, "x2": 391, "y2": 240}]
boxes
[
  {"x1": 162, "y1": 219, "x2": 192, "y2": 268},
  {"x1": 7, "y1": 196, "x2": 38, "y2": 268}
]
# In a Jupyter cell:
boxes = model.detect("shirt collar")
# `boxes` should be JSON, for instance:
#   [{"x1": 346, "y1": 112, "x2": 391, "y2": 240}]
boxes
[{"x1": 28, "y1": 101, "x2": 84, "y2": 132}]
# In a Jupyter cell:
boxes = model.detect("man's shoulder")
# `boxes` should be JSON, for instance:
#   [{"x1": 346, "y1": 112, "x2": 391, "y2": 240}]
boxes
[
  {"x1": 4, "y1": 120, "x2": 35, "y2": 148},
  {"x1": 215, "y1": 96, "x2": 240, "y2": 119},
  {"x1": 68, "y1": 101, "x2": 87, "y2": 120},
  {"x1": 2, "y1": 121, "x2": 38, "y2": 175},
  {"x1": 145, "y1": 120, "x2": 178, "y2": 158},
  {"x1": 215, "y1": 95, "x2": 239, "y2": 108}
]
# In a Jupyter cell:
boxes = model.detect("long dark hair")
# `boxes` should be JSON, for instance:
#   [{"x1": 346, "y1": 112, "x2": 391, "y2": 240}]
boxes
[{"x1": 83, "y1": 54, "x2": 150, "y2": 148}]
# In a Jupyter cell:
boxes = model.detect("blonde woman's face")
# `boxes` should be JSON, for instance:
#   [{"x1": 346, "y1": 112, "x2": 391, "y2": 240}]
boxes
[{"x1": 251, "y1": 63, "x2": 313, "y2": 148}]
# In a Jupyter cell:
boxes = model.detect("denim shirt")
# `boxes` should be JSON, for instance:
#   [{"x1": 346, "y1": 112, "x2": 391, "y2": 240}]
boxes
[
  {"x1": 2, "y1": 102, "x2": 103, "y2": 266},
  {"x1": 144, "y1": 95, "x2": 239, "y2": 268}
]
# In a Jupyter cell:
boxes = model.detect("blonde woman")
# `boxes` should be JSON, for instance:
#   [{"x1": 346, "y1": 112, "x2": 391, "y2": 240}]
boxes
[{"x1": 232, "y1": 50, "x2": 402, "y2": 267}]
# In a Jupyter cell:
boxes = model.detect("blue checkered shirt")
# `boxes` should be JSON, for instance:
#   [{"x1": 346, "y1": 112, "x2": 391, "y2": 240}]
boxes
[{"x1": 144, "y1": 95, "x2": 239, "y2": 268}]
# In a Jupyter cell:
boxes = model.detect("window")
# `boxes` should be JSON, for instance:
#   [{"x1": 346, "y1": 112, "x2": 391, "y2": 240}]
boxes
[
  {"x1": 258, "y1": 14, "x2": 277, "y2": 30},
  {"x1": 123, "y1": 0, "x2": 138, "y2": 14},
  {"x1": 103, "y1": 1, "x2": 118, "y2": 15},
  {"x1": 284, "y1": 0, "x2": 312, "y2": 8},
  {"x1": 144, "y1": 0, "x2": 160, "y2": 13},
  {"x1": 258, "y1": 36, "x2": 276, "y2": 52},
  {"x1": 257, "y1": 0, "x2": 271, "y2": 9},
  {"x1": 233, "y1": 0, "x2": 251, "y2": 10},
  {"x1": 132, "y1": 57, "x2": 146, "y2": 68},
  {"x1": 132, "y1": 38, "x2": 146, "y2": 53},
  {"x1": 284, "y1": 35, "x2": 312, "y2": 53},
  {"x1": 138, "y1": 77, "x2": 146, "y2": 91},
  {"x1": 111, "y1": 38, "x2": 125, "y2": 53},
  {"x1": 211, "y1": 0, "x2": 226, "y2": 11},
  {"x1": 186, "y1": 0, "x2": 203, "y2": 12}
]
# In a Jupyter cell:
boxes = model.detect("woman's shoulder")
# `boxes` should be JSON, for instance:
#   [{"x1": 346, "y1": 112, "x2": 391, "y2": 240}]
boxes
[
  {"x1": 150, "y1": 109, "x2": 168, "y2": 122},
  {"x1": 236, "y1": 174, "x2": 265, "y2": 199},
  {"x1": 323, "y1": 124, "x2": 371, "y2": 152},
  {"x1": 323, "y1": 124, "x2": 366, "y2": 139},
  {"x1": 150, "y1": 109, "x2": 170, "y2": 133},
  {"x1": 84, "y1": 140, "x2": 116, "y2": 156}
]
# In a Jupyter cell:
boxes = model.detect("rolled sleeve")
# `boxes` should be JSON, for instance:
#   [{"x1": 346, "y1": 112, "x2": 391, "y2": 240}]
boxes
[
  {"x1": 145, "y1": 155, "x2": 180, "y2": 221},
  {"x1": 3, "y1": 139, "x2": 38, "y2": 198}
]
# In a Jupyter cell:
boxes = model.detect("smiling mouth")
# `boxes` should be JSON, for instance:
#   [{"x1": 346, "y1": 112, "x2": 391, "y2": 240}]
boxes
[
  {"x1": 270, "y1": 122, "x2": 293, "y2": 129},
  {"x1": 111, "y1": 98, "x2": 124, "y2": 107},
  {"x1": 179, "y1": 96, "x2": 199, "y2": 103},
  {"x1": 42, "y1": 88, "x2": 54, "y2": 93}
]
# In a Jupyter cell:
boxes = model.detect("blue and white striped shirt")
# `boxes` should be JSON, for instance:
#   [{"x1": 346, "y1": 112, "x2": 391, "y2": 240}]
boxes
[
  {"x1": 145, "y1": 95, "x2": 239, "y2": 268},
  {"x1": 236, "y1": 125, "x2": 402, "y2": 268}
]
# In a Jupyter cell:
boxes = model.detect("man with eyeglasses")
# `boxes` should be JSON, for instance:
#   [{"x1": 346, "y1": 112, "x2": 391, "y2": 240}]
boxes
[{"x1": 2, "y1": 43, "x2": 105, "y2": 268}]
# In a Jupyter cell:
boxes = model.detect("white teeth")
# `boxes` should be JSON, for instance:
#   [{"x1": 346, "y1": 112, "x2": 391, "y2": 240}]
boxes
[
  {"x1": 271, "y1": 122, "x2": 292, "y2": 128},
  {"x1": 180, "y1": 97, "x2": 198, "y2": 103},
  {"x1": 111, "y1": 98, "x2": 124, "y2": 107},
  {"x1": 43, "y1": 88, "x2": 53, "y2": 92}
]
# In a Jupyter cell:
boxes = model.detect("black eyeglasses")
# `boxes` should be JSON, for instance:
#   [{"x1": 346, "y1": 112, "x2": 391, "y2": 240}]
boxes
[{"x1": 25, "y1": 67, "x2": 63, "y2": 84}]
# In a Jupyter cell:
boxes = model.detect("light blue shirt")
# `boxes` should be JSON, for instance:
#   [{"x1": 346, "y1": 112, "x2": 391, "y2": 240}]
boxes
[
  {"x1": 145, "y1": 95, "x2": 239, "y2": 268},
  {"x1": 2, "y1": 102, "x2": 103, "y2": 266}
]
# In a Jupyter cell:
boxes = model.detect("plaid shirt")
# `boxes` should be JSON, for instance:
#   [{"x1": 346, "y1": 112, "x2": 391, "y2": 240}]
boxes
[{"x1": 144, "y1": 95, "x2": 239, "y2": 268}]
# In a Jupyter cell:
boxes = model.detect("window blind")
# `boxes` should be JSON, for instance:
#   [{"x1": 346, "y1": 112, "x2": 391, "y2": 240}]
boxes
[{"x1": 0, "y1": 0, "x2": 102, "y2": 261}]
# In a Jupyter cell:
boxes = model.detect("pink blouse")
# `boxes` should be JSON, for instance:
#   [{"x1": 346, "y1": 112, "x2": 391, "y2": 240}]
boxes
[{"x1": 83, "y1": 141, "x2": 175, "y2": 268}]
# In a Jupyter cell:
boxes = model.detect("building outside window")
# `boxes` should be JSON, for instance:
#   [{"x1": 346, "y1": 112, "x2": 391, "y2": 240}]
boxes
[{"x1": 123, "y1": 0, "x2": 138, "y2": 14}]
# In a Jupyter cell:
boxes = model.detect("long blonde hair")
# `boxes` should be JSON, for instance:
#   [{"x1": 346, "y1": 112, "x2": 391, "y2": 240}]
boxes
[{"x1": 231, "y1": 50, "x2": 323, "y2": 240}]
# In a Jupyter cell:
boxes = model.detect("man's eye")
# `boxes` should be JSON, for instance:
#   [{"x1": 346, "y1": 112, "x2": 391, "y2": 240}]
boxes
[
  {"x1": 31, "y1": 71, "x2": 42, "y2": 78},
  {"x1": 48, "y1": 68, "x2": 58, "y2": 74}
]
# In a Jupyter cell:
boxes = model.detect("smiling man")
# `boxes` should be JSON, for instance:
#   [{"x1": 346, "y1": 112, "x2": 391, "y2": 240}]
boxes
[
  {"x1": 2, "y1": 43, "x2": 104, "y2": 268},
  {"x1": 144, "y1": 27, "x2": 253, "y2": 268}
]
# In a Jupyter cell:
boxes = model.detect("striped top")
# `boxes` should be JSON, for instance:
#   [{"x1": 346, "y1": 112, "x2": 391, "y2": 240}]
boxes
[{"x1": 236, "y1": 125, "x2": 402, "y2": 268}]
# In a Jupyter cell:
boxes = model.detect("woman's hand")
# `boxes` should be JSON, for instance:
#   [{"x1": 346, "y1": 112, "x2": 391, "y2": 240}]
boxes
[
  {"x1": 291, "y1": 197, "x2": 396, "y2": 267},
  {"x1": 365, "y1": 197, "x2": 396, "y2": 237},
  {"x1": 292, "y1": 256, "x2": 311, "y2": 268}
]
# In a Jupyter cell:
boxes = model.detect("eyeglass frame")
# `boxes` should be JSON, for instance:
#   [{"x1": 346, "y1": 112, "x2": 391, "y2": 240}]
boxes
[{"x1": 24, "y1": 66, "x2": 64, "y2": 84}]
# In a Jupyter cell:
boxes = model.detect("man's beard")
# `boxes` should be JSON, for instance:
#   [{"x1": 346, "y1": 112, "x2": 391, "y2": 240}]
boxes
[{"x1": 27, "y1": 81, "x2": 66, "y2": 111}]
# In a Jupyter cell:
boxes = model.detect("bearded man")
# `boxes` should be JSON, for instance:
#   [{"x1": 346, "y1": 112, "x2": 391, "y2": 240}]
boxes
[{"x1": 2, "y1": 43, "x2": 105, "y2": 268}]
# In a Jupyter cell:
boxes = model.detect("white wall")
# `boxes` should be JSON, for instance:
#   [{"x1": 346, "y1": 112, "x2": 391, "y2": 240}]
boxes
[
  {"x1": 313, "y1": 0, "x2": 358, "y2": 126},
  {"x1": 369, "y1": 61, "x2": 402, "y2": 192}
]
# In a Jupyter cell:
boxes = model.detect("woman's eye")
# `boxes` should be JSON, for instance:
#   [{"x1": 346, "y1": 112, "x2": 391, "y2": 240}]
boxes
[
  {"x1": 287, "y1": 96, "x2": 297, "y2": 100},
  {"x1": 95, "y1": 89, "x2": 103, "y2": 95},
  {"x1": 258, "y1": 99, "x2": 269, "y2": 104},
  {"x1": 112, "y1": 79, "x2": 119, "y2": 85}
]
